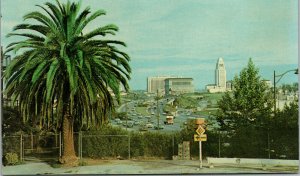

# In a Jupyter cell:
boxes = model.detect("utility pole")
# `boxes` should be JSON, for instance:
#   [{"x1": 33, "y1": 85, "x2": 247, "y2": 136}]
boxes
[{"x1": 157, "y1": 89, "x2": 160, "y2": 130}]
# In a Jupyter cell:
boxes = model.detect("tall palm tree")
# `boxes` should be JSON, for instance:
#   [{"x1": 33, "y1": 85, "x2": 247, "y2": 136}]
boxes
[{"x1": 4, "y1": 0, "x2": 131, "y2": 165}]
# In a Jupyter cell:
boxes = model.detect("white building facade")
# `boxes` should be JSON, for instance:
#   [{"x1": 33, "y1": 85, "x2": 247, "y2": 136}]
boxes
[
  {"x1": 147, "y1": 76, "x2": 175, "y2": 94},
  {"x1": 206, "y1": 58, "x2": 228, "y2": 93},
  {"x1": 165, "y1": 78, "x2": 194, "y2": 95}
]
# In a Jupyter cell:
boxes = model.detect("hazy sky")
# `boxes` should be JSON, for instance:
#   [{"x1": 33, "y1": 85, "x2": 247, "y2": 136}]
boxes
[{"x1": 1, "y1": 0, "x2": 298, "y2": 90}]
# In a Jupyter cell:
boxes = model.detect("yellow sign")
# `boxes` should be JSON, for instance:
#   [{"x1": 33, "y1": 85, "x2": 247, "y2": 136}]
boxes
[
  {"x1": 196, "y1": 125, "x2": 205, "y2": 135},
  {"x1": 194, "y1": 134, "x2": 207, "y2": 141}
]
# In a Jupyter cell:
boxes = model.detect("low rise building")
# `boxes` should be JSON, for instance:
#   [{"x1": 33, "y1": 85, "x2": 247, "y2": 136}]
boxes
[{"x1": 165, "y1": 78, "x2": 194, "y2": 95}]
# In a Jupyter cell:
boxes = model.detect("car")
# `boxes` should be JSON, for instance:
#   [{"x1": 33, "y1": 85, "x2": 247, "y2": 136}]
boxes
[
  {"x1": 146, "y1": 123, "x2": 154, "y2": 128},
  {"x1": 154, "y1": 125, "x2": 164, "y2": 130},
  {"x1": 127, "y1": 122, "x2": 134, "y2": 128},
  {"x1": 139, "y1": 126, "x2": 148, "y2": 131}
]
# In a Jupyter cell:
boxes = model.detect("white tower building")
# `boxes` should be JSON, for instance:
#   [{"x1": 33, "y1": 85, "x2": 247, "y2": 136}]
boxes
[{"x1": 215, "y1": 57, "x2": 226, "y2": 88}]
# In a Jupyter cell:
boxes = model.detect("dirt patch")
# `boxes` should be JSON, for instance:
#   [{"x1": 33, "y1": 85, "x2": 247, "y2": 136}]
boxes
[{"x1": 81, "y1": 158, "x2": 114, "y2": 166}]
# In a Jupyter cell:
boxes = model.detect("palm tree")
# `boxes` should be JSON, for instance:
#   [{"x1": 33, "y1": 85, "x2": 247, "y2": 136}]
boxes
[{"x1": 4, "y1": 0, "x2": 131, "y2": 165}]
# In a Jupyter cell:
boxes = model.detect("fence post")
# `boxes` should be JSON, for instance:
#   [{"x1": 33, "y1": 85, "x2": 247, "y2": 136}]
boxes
[
  {"x1": 31, "y1": 132, "x2": 33, "y2": 151},
  {"x1": 172, "y1": 135, "x2": 175, "y2": 156},
  {"x1": 20, "y1": 134, "x2": 23, "y2": 162},
  {"x1": 128, "y1": 135, "x2": 131, "y2": 160},
  {"x1": 59, "y1": 131, "x2": 62, "y2": 157},
  {"x1": 80, "y1": 131, "x2": 82, "y2": 159},
  {"x1": 78, "y1": 132, "x2": 80, "y2": 160}
]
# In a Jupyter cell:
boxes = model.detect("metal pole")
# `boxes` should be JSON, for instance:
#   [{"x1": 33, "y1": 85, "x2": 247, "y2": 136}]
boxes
[
  {"x1": 267, "y1": 130, "x2": 270, "y2": 159},
  {"x1": 20, "y1": 134, "x2": 23, "y2": 162},
  {"x1": 128, "y1": 135, "x2": 131, "y2": 160},
  {"x1": 59, "y1": 131, "x2": 62, "y2": 157},
  {"x1": 157, "y1": 89, "x2": 160, "y2": 130},
  {"x1": 78, "y1": 132, "x2": 81, "y2": 160},
  {"x1": 273, "y1": 70, "x2": 276, "y2": 115},
  {"x1": 80, "y1": 132, "x2": 83, "y2": 159},
  {"x1": 218, "y1": 131, "x2": 221, "y2": 158},
  {"x1": 270, "y1": 70, "x2": 276, "y2": 159},
  {"x1": 172, "y1": 135, "x2": 175, "y2": 156},
  {"x1": 199, "y1": 141, "x2": 202, "y2": 169},
  {"x1": 31, "y1": 132, "x2": 33, "y2": 150},
  {"x1": 125, "y1": 103, "x2": 128, "y2": 131}
]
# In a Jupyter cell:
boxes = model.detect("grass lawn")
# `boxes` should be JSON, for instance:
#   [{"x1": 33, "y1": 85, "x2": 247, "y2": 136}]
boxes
[
  {"x1": 136, "y1": 107, "x2": 149, "y2": 116},
  {"x1": 195, "y1": 109, "x2": 218, "y2": 116}
]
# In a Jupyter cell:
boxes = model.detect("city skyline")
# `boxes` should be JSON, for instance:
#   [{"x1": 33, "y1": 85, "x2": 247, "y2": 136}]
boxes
[{"x1": 1, "y1": 0, "x2": 298, "y2": 90}]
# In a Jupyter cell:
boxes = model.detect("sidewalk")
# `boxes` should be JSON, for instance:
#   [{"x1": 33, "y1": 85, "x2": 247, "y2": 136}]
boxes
[{"x1": 2, "y1": 159, "x2": 298, "y2": 175}]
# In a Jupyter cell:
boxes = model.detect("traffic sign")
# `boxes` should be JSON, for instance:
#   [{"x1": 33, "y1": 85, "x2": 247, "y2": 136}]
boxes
[
  {"x1": 195, "y1": 118, "x2": 205, "y2": 125},
  {"x1": 196, "y1": 125, "x2": 205, "y2": 135},
  {"x1": 194, "y1": 134, "x2": 207, "y2": 141}
]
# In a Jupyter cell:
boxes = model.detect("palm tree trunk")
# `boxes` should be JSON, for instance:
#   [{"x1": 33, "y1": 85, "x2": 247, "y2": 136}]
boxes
[{"x1": 59, "y1": 110, "x2": 78, "y2": 166}]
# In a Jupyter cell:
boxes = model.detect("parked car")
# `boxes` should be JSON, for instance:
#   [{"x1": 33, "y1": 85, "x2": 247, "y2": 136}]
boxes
[
  {"x1": 146, "y1": 123, "x2": 154, "y2": 128},
  {"x1": 154, "y1": 125, "x2": 164, "y2": 130},
  {"x1": 139, "y1": 126, "x2": 148, "y2": 131},
  {"x1": 127, "y1": 121, "x2": 134, "y2": 128}
]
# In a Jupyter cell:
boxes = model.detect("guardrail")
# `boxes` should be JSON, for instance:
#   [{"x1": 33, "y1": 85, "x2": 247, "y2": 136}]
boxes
[{"x1": 207, "y1": 157, "x2": 299, "y2": 167}]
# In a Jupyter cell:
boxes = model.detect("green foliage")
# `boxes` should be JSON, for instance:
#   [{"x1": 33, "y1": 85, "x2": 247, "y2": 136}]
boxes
[
  {"x1": 280, "y1": 82, "x2": 298, "y2": 94},
  {"x1": 163, "y1": 104, "x2": 176, "y2": 113},
  {"x1": 217, "y1": 59, "x2": 273, "y2": 131},
  {"x1": 2, "y1": 106, "x2": 23, "y2": 135},
  {"x1": 4, "y1": 153, "x2": 19, "y2": 165},
  {"x1": 173, "y1": 95, "x2": 198, "y2": 109},
  {"x1": 269, "y1": 100, "x2": 299, "y2": 159},
  {"x1": 79, "y1": 126, "x2": 175, "y2": 159},
  {"x1": 4, "y1": 0, "x2": 131, "y2": 130},
  {"x1": 79, "y1": 160, "x2": 88, "y2": 166},
  {"x1": 114, "y1": 112, "x2": 128, "y2": 120},
  {"x1": 3, "y1": 136, "x2": 20, "y2": 157},
  {"x1": 215, "y1": 59, "x2": 298, "y2": 159}
]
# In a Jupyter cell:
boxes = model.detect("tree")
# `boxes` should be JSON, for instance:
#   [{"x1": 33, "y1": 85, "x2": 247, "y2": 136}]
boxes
[
  {"x1": 216, "y1": 59, "x2": 273, "y2": 157},
  {"x1": 4, "y1": 0, "x2": 131, "y2": 165},
  {"x1": 269, "y1": 100, "x2": 299, "y2": 159}
]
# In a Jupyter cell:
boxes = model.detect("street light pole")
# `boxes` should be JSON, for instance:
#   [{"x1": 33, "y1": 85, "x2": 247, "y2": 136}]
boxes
[
  {"x1": 270, "y1": 68, "x2": 298, "y2": 159},
  {"x1": 273, "y1": 70, "x2": 276, "y2": 115},
  {"x1": 273, "y1": 69, "x2": 298, "y2": 113}
]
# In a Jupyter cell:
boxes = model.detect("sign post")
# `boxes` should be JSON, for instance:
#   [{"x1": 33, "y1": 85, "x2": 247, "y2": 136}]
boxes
[{"x1": 194, "y1": 118, "x2": 207, "y2": 169}]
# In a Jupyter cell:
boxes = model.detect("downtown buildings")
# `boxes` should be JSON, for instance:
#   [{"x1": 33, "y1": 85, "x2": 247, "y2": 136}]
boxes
[
  {"x1": 206, "y1": 58, "x2": 231, "y2": 93},
  {"x1": 147, "y1": 76, "x2": 194, "y2": 95}
]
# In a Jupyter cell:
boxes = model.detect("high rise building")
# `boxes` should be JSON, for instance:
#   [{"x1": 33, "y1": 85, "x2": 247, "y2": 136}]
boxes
[
  {"x1": 206, "y1": 58, "x2": 228, "y2": 93},
  {"x1": 147, "y1": 76, "x2": 172, "y2": 93},
  {"x1": 215, "y1": 57, "x2": 226, "y2": 88}
]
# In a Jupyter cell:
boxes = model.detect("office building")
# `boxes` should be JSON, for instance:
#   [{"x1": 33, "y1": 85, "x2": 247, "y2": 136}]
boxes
[
  {"x1": 147, "y1": 76, "x2": 175, "y2": 94},
  {"x1": 165, "y1": 78, "x2": 194, "y2": 95},
  {"x1": 206, "y1": 58, "x2": 228, "y2": 93}
]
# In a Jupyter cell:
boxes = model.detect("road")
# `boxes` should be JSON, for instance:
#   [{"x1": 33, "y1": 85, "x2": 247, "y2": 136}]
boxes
[{"x1": 112, "y1": 95, "x2": 212, "y2": 133}]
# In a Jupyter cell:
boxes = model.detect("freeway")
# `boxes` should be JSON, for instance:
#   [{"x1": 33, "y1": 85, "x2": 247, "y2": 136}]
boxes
[{"x1": 111, "y1": 97, "x2": 208, "y2": 133}]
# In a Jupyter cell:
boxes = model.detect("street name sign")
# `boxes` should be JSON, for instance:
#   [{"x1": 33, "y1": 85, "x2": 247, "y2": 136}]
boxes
[{"x1": 194, "y1": 134, "x2": 207, "y2": 141}]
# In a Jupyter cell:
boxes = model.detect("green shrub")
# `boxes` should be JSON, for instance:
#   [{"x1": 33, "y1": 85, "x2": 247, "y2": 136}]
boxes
[{"x1": 4, "y1": 152, "x2": 19, "y2": 165}]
